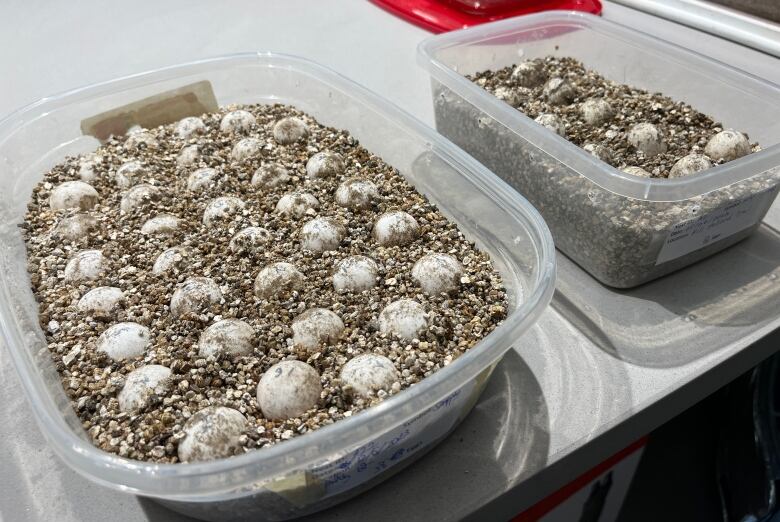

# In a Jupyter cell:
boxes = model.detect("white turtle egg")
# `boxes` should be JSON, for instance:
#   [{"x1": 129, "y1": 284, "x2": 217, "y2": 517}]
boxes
[
  {"x1": 379, "y1": 299, "x2": 428, "y2": 340},
  {"x1": 335, "y1": 178, "x2": 379, "y2": 210},
  {"x1": 300, "y1": 217, "x2": 345, "y2": 252},
  {"x1": 141, "y1": 214, "x2": 180, "y2": 235},
  {"x1": 219, "y1": 110, "x2": 256, "y2": 134},
  {"x1": 583, "y1": 143, "x2": 614, "y2": 163},
  {"x1": 230, "y1": 138, "x2": 263, "y2": 162},
  {"x1": 534, "y1": 113, "x2": 566, "y2": 137},
  {"x1": 580, "y1": 98, "x2": 615, "y2": 126},
  {"x1": 256, "y1": 361, "x2": 322, "y2": 420},
  {"x1": 628, "y1": 123, "x2": 667, "y2": 157},
  {"x1": 292, "y1": 308, "x2": 345, "y2": 351},
  {"x1": 177, "y1": 144, "x2": 200, "y2": 166},
  {"x1": 493, "y1": 86, "x2": 526, "y2": 107},
  {"x1": 178, "y1": 406, "x2": 248, "y2": 462},
  {"x1": 120, "y1": 184, "x2": 162, "y2": 214},
  {"x1": 118, "y1": 365, "x2": 172, "y2": 413},
  {"x1": 306, "y1": 151, "x2": 345, "y2": 179},
  {"x1": 340, "y1": 354, "x2": 398, "y2": 398},
  {"x1": 125, "y1": 127, "x2": 157, "y2": 149},
  {"x1": 78, "y1": 155, "x2": 102, "y2": 182},
  {"x1": 153, "y1": 247, "x2": 188, "y2": 275},
  {"x1": 373, "y1": 211, "x2": 419, "y2": 247},
  {"x1": 97, "y1": 322, "x2": 151, "y2": 361},
  {"x1": 669, "y1": 154, "x2": 712, "y2": 178},
  {"x1": 276, "y1": 192, "x2": 320, "y2": 217},
  {"x1": 622, "y1": 166, "x2": 652, "y2": 178},
  {"x1": 77, "y1": 286, "x2": 125, "y2": 315},
  {"x1": 187, "y1": 167, "x2": 218, "y2": 192},
  {"x1": 412, "y1": 253, "x2": 463, "y2": 295},
  {"x1": 175, "y1": 116, "x2": 206, "y2": 139},
  {"x1": 251, "y1": 163, "x2": 291, "y2": 190},
  {"x1": 704, "y1": 129, "x2": 751, "y2": 162},
  {"x1": 170, "y1": 277, "x2": 222, "y2": 317},
  {"x1": 511, "y1": 60, "x2": 547, "y2": 87},
  {"x1": 55, "y1": 214, "x2": 98, "y2": 241},
  {"x1": 543, "y1": 77, "x2": 577, "y2": 105},
  {"x1": 332, "y1": 256, "x2": 378, "y2": 292},
  {"x1": 202, "y1": 196, "x2": 245, "y2": 227},
  {"x1": 64, "y1": 250, "x2": 103, "y2": 282},
  {"x1": 49, "y1": 181, "x2": 99, "y2": 211},
  {"x1": 115, "y1": 160, "x2": 146, "y2": 188},
  {"x1": 229, "y1": 226, "x2": 272, "y2": 254},
  {"x1": 198, "y1": 319, "x2": 255, "y2": 357},
  {"x1": 254, "y1": 262, "x2": 304, "y2": 299},
  {"x1": 272, "y1": 117, "x2": 309, "y2": 144}
]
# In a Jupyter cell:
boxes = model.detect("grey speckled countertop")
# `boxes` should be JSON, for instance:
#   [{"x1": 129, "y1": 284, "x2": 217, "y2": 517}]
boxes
[{"x1": 1, "y1": 1, "x2": 779, "y2": 520}]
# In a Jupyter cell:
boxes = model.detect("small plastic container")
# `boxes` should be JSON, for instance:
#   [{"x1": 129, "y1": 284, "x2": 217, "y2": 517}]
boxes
[
  {"x1": 0, "y1": 53, "x2": 555, "y2": 521},
  {"x1": 417, "y1": 11, "x2": 780, "y2": 288}
]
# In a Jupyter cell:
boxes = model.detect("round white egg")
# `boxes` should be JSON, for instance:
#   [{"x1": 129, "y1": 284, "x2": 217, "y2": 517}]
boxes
[
  {"x1": 229, "y1": 226, "x2": 272, "y2": 254},
  {"x1": 373, "y1": 211, "x2": 419, "y2": 247},
  {"x1": 178, "y1": 406, "x2": 248, "y2": 462},
  {"x1": 153, "y1": 247, "x2": 188, "y2": 275},
  {"x1": 254, "y1": 262, "x2": 304, "y2": 299},
  {"x1": 118, "y1": 364, "x2": 172, "y2": 413},
  {"x1": 77, "y1": 286, "x2": 125, "y2": 315},
  {"x1": 219, "y1": 110, "x2": 256, "y2": 134},
  {"x1": 580, "y1": 98, "x2": 614, "y2": 126},
  {"x1": 340, "y1": 354, "x2": 398, "y2": 398},
  {"x1": 170, "y1": 277, "x2": 222, "y2": 317},
  {"x1": 64, "y1": 250, "x2": 104, "y2": 282},
  {"x1": 187, "y1": 167, "x2": 218, "y2": 192},
  {"x1": 511, "y1": 61, "x2": 547, "y2": 88},
  {"x1": 251, "y1": 163, "x2": 291, "y2": 190},
  {"x1": 202, "y1": 196, "x2": 245, "y2": 227},
  {"x1": 272, "y1": 117, "x2": 309, "y2": 144},
  {"x1": 412, "y1": 253, "x2": 463, "y2": 295},
  {"x1": 256, "y1": 360, "x2": 322, "y2": 420},
  {"x1": 704, "y1": 129, "x2": 751, "y2": 162},
  {"x1": 306, "y1": 151, "x2": 345, "y2": 179},
  {"x1": 543, "y1": 77, "x2": 577, "y2": 105},
  {"x1": 55, "y1": 214, "x2": 98, "y2": 241},
  {"x1": 97, "y1": 322, "x2": 151, "y2": 361},
  {"x1": 379, "y1": 299, "x2": 428, "y2": 340},
  {"x1": 115, "y1": 160, "x2": 146, "y2": 188},
  {"x1": 669, "y1": 154, "x2": 712, "y2": 178},
  {"x1": 292, "y1": 308, "x2": 345, "y2": 351},
  {"x1": 120, "y1": 184, "x2": 162, "y2": 215},
  {"x1": 230, "y1": 138, "x2": 263, "y2": 161},
  {"x1": 177, "y1": 144, "x2": 200, "y2": 166},
  {"x1": 49, "y1": 181, "x2": 99, "y2": 211},
  {"x1": 335, "y1": 178, "x2": 379, "y2": 210},
  {"x1": 175, "y1": 116, "x2": 206, "y2": 139},
  {"x1": 198, "y1": 319, "x2": 255, "y2": 357},
  {"x1": 332, "y1": 255, "x2": 378, "y2": 292},
  {"x1": 276, "y1": 192, "x2": 319, "y2": 217},
  {"x1": 300, "y1": 217, "x2": 345, "y2": 252},
  {"x1": 141, "y1": 214, "x2": 180, "y2": 236},
  {"x1": 628, "y1": 123, "x2": 667, "y2": 157},
  {"x1": 534, "y1": 113, "x2": 566, "y2": 137}
]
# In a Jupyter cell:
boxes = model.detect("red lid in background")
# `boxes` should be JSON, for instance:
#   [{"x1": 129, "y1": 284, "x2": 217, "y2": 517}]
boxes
[{"x1": 370, "y1": 0, "x2": 602, "y2": 32}]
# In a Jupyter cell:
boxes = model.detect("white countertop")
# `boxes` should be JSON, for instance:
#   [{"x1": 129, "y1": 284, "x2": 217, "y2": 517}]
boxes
[{"x1": 1, "y1": 1, "x2": 779, "y2": 520}]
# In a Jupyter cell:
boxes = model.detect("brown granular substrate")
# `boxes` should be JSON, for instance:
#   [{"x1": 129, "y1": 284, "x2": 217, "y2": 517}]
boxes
[{"x1": 22, "y1": 104, "x2": 507, "y2": 463}]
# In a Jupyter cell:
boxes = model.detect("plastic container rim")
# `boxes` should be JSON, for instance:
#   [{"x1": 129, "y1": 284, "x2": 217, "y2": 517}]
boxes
[
  {"x1": 416, "y1": 10, "x2": 780, "y2": 202},
  {"x1": 0, "y1": 52, "x2": 556, "y2": 499}
]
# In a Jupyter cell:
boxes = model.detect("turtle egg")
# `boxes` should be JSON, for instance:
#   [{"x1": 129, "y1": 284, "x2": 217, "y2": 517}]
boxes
[
  {"x1": 704, "y1": 129, "x2": 751, "y2": 162},
  {"x1": 198, "y1": 319, "x2": 255, "y2": 357},
  {"x1": 203, "y1": 196, "x2": 245, "y2": 227},
  {"x1": 580, "y1": 98, "x2": 614, "y2": 126},
  {"x1": 230, "y1": 226, "x2": 272, "y2": 254},
  {"x1": 125, "y1": 127, "x2": 157, "y2": 149},
  {"x1": 292, "y1": 308, "x2": 345, "y2": 351},
  {"x1": 306, "y1": 151, "x2": 345, "y2": 179},
  {"x1": 373, "y1": 211, "x2": 419, "y2": 247},
  {"x1": 187, "y1": 167, "x2": 218, "y2": 192},
  {"x1": 273, "y1": 117, "x2": 309, "y2": 144},
  {"x1": 511, "y1": 60, "x2": 547, "y2": 88},
  {"x1": 177, "y1": 144, "x2": 200, "y2": 166},
  {"x1": 49, "y1": 181, "x2": 99, "y2": 211},
  {"x1": 669, "y1": 154, "x2": 712, "y2": 178},
  {"x1": 118, "y1": 365, "x2": 172, "y2": 413},
  {"x1": 77, "y1": 286, "x2": 125, "y2": 315},
  {"x1": 178, "y1": 406, "x2": 248, "y2": 462},
  {"x1": 153, "y1": 247, "x2": 188, "y2": 275},
  {"x1": 256, "y1": 361, "x2": 322, "y2": 421},
  {"x1": 175, "y1": 116, "x2": 206, "y2": 139},
  {"x1": 55, "y1": 214, "x2": 98, "y2": 241},
  {"x1": 543, "y1": 77, "x2": 577, "y2": 105},
  {"x1": 170, "y1": 277, "x2": 222, "y2": 317},
  {"x1": 535, "y1": 113, "x2": 566, "y2": 137},
  {"x1": 252, "y1": 163, "x2": 291, "y2": 190},
  {"x1": 78, "y1": 156, "x2": 102, "y2": 182},
  {"x1": 230, "y1": 138, "x2": 263, "y2": 162},
  {"x1": 97, "y1": 322, "x2": 151, "y2": 361},
  {"x1": 64, "y1": 250, "x2": 103, "y2": 282},
  {"x1": 219, "y1": 110, "x2": 256, "y2": 133},
  {"x1": 115, "y1": 160, "x2": 146, "y2": 188},
  {"x1": 300, "y1": 217, "x2": 345, "y2": 252},
  {"x1": 335, "y1": 178, "x2": 379, "y2": 210},
  {"x1": 254, "y1": 262, "x2": 304, "y2": 299},
  {"x1": 379, "y1": 299, "x2": 428, "y2": 340},
  {"x1": 340, "y1": 354, "x2": 398, "y2": 398},
  {"x1": 628, "y1": 123, "x2": 667, "y2": 157},
  {"x1": 622, "y1": 166, "x2": 652, "y2": 178},
  {"x1": 120, "y1": 184, "x2": 162, "y2": 215},
  {"x1": 333, "y1": 255, "x2": 378, "y2": 292},
  {"x1": 141, "y1": 214, "x2": 180, "y2": 235},
  {"x1": 583, "y1": 143, "x2": 614, "y2": 163},
  {"x1": 412, "y1": 253, "x2": 463, "y2": 295},
  {"x1": 276, "y1": 192, "x2": 320, "y2": 217},
  {"x1": 493, "y1": 86, "x2": 525, "y2": 107}
]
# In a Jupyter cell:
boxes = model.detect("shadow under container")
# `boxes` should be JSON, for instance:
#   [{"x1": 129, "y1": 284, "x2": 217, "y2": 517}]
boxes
[
  {"x1": 418, "y1": 11, "x2": 780, "y2": 288},
  {"x1": 0, "y1": 53, "x2": 555, "y2": 521}
]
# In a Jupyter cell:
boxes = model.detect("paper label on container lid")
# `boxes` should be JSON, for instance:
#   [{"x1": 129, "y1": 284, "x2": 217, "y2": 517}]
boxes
[
  {"x1": 656, "y1": 185, "x2": 778, "y2": 265},
  {"x1": 80, "y1": 80, "x2": 218, "y2": 142}
]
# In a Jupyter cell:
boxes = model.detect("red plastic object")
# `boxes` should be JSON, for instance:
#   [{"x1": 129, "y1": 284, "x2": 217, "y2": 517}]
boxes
[{"x1": 371, "y1": 0, "x2": 602, "y2": 33}]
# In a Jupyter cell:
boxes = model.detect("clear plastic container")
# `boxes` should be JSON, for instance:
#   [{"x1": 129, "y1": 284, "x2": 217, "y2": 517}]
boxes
[
  {"x1": 0, "y1": 53, "x2": 555, "y2": 521},
  {"x1": 417, "y1": 11, "x2": 780, "y2": 288}
]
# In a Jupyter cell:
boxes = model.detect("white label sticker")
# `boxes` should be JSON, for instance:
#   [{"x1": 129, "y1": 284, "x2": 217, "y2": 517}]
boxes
[{"x1": 656, "y1": 186, "x2": 778, "y2": 265}]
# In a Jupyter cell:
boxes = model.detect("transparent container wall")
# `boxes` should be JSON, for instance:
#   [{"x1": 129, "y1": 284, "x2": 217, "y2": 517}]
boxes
[
  {"x1": 431, "y1": 20, "x2": 780, "y2": 147},
  {"x1": 0, "y1": 55, "x2": 554, "y2": 521},
  {"x1": 423, "y1": 15, "x2": 780, "y2": 287}
]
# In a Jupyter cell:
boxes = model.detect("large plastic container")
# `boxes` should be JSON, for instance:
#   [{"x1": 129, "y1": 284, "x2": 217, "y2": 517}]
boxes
[
  {"x1": 0, "y1": 53, "x2": 555, "y2": 521},
  {"x1": 417, "y1": 12, "x2": 780, "y2": 288}
]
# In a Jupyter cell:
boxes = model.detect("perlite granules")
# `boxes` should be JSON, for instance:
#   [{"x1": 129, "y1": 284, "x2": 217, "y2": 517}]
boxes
[
  {"x1": 434, "y1": 57, "x2": 778, "y2": 287},
  {"x1": 22, "y1": 103, "x2": 507, "y2": 463}
]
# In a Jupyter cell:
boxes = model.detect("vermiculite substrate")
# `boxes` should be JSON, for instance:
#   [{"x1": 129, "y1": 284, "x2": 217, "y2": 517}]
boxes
[{"x1": 22, "y1": 104, "x2": 508, "y2": 463}]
